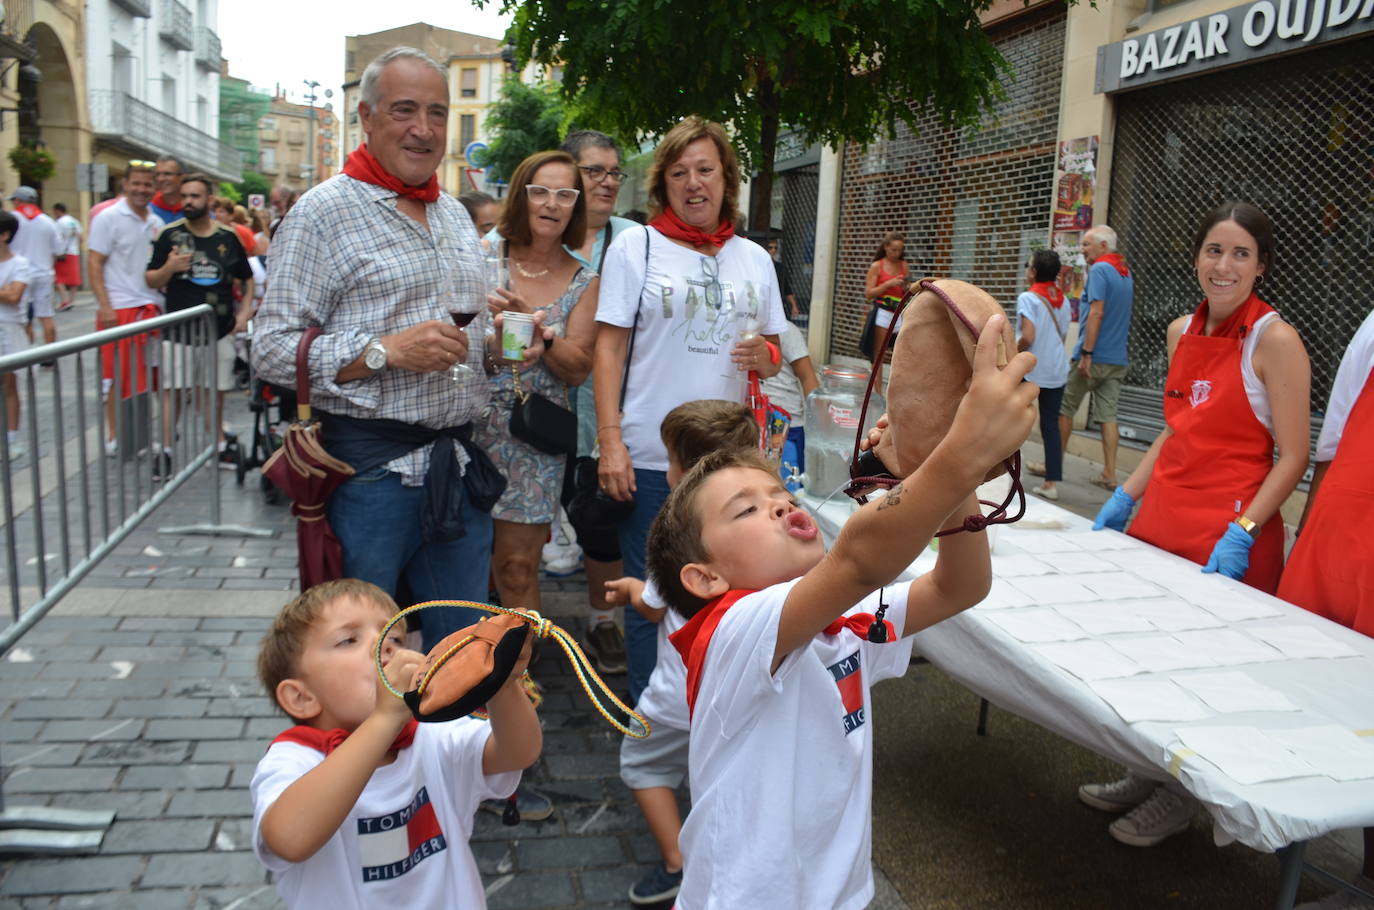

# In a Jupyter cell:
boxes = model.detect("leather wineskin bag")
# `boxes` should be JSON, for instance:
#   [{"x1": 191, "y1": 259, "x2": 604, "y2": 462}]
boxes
[{"x1": 405, "y1": 613, "x2": 530, "y2": 723}]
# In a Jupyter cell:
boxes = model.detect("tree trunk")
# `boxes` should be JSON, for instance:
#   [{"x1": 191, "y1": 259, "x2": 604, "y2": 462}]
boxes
[{"x1": 748, "y1": 73, "x2": 780, "y2": 233}]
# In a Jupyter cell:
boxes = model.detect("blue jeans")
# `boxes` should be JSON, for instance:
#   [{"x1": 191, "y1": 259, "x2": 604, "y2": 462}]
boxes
[
  {"x1": 1038, "y1": 385, "x2": 1065, "y2": 482},
  {"x1": 328, "y1": 466, "x2": 493, "y2": 652},
  {"x1": 617, "y1": 467, "x2": 671, "y2": 705}
]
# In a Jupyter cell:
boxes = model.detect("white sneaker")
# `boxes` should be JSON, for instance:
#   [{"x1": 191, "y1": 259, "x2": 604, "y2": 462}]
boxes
[
  {"x1": 104, "y1": 439, "x2": 118, "y2": 457},
  {"x1": 1078, "y1": 773, "x2": 1158, "y2": 812},
  {"x1": 1295, "y1": 875, "x2": 1374, "y2": 909},
  {"x1": 541, "y1": 540, "x2": 582, "y2": 576},
  {"x1": 1108, "y1": 787, "x2": 1190, "y2": 847},
  {"x1": 1031, "y1": 484, "x2": 1059, "y2": 501},
  {"x1": 5, "y1": 440, "x2": 24, "y2": 463}
]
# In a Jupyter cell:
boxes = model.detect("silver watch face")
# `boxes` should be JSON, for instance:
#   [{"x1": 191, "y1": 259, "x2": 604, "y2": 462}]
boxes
[{"x1": 364, "y1": 342, "x2": 386, "y2": 370}]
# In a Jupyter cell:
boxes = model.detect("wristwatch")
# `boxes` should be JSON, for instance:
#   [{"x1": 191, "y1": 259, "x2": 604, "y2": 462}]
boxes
[
  {"x1": 1081, "y1": 350, "x2": 1094, "y2": 356},
  {"x1": 363, "y1": 338, "x2": 388, "y2": 372},
  {"x1": 1235, "y1": 516, "x2": 1261, "y2": 538}
]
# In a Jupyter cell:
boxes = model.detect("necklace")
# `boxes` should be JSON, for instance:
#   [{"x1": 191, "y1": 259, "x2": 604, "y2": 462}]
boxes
[{"x1": 512, "y1": 259, "x2": 551, "y2": 279}]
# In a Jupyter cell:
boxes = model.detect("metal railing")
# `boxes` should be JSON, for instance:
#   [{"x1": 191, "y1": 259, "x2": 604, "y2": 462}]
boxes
[
  {"x1": 194, "y1": 26, "x2": 220, "y2": 70},
  {"x1": 157, "y1": 0, "x2": 192, "y2": 50},
  {"x1": 88, "y1": 89, "x2": 244, "y2": 183}
]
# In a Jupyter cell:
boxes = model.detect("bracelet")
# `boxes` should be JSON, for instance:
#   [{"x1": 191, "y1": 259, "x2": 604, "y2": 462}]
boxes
[{"x1": 1081, "y1": 350, "x2": 1093, "y2": 356}]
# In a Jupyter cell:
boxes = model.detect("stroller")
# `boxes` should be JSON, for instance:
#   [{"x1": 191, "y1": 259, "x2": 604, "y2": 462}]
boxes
[{"x1": 234, "y1": 328, "x2": 297, "y2": 504}]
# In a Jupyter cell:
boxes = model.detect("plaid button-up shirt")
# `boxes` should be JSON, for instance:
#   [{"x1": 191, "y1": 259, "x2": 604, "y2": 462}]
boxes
[{"x1": 252, "y1": 175, "x2": 490, "y2": 485}]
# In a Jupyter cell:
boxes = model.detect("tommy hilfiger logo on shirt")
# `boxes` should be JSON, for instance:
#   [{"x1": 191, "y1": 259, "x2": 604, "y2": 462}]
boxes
[
  {"x1": 357, "y1": 786, "x2": 447, "y2": 882},
  {"x1": 829, "y1": 650, "x2": 867, "y2": 735}
]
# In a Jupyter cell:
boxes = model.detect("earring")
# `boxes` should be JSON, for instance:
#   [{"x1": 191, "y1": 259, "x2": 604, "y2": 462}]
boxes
[{"x1": 1254, "y1": 274, "x2": 1265, "y2": 287}]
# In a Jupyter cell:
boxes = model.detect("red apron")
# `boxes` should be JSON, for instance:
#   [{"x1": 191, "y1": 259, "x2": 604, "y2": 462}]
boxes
[
  {"x1": 1129, "y1": 294, "x2": 1284, "y2": 593},
  {"x1": 1277, "y1": 362, "x2": 1374, "y2": 635}
]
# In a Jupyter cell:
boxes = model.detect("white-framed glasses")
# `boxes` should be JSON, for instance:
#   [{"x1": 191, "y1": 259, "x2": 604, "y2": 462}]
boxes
[{"x1": 525, "y1": 185, "x2": 580, "y2": 207}]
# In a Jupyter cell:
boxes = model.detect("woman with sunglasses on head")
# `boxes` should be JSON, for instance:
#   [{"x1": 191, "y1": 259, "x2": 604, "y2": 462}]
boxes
[
  {"x1": 1082, "y1": 201, "x2": 1311, "y2": 849},
  {"x1": 592, "y1": 116, "x2": 788, "y2": 705},
  {"x1": 474, "y1": 150, "x2": 600, "y2": 624}
]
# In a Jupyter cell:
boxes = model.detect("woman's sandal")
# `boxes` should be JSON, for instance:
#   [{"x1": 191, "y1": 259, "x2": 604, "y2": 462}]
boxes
[{"x1": 1090, "y1": 476, "x2": 1118, "y2": 491}]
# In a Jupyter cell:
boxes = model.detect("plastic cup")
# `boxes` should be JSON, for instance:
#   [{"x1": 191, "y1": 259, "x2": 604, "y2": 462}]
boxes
[{"x1": 501, "y1": 312, "x2": 534, "y2": 360}]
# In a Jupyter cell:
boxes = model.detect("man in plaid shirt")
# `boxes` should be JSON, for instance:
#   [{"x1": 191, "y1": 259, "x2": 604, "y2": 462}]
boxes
[{"x1": 253, "y1": 47, "x2": 523, "y2": 650}]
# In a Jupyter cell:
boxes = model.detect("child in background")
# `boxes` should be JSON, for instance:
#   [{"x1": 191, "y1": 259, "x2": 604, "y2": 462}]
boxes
[
  {"x1": 607, "y1": 399, "x2": 758, "y2": 906},
  {"x1": 760, "y1": 319, "x2": 820, "y2": 492},
  {"x1": 648, "y1": 317, "x2": 1037, "y2": 909},
  {"x1": 250, "y1": 579, "x2": 542, "y2": 908}
]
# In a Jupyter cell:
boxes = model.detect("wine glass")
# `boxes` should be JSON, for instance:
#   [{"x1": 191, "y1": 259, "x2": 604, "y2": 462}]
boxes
[
  {"x1": 441, "y1": 270, "x2": 482, "y2": 381},
  {"x1": 174, "y1": 233, "x2": 195, "y2": 275}
]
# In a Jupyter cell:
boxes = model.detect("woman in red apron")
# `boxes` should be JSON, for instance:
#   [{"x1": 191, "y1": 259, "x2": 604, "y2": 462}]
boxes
[{"x1": 1081, "y1": 202, "x2": 1311, "y2": 849}]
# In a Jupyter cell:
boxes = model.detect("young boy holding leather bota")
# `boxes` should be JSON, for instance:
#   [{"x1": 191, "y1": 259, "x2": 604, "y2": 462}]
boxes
[
  {"x1": 648, "y1": 315, "x2": 1037, "y2": 910},
  {"x1": 249, "y1": 578, "x2": 541, "y2": 908}
]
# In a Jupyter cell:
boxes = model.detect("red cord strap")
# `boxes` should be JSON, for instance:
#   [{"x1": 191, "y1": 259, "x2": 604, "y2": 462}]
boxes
[{"x1": 843, "y1": 278, "x2": 1025, "y2": 536}]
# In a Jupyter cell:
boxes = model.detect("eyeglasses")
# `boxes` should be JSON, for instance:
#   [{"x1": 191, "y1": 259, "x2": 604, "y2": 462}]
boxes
[
  {"x1": 127, "y1": 159, "x2": 156, "y2": 169},
  {"x1": 699, "y1": 255, "x2": 722, "y2": 309},
  {"x1": 525, "y1": 185, "x2": 580, "y2": 207},
  {"x1": 578, "y1": 165, "x2": 627, "y2": 184}
]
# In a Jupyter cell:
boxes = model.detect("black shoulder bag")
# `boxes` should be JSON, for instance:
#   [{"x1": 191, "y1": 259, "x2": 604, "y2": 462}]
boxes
[{"x1": 506, "y1": 238, "x2": 580, "y2": 457}]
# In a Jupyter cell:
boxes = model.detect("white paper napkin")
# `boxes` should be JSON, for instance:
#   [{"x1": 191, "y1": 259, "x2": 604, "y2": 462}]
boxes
[
  {"x1": 1053, "y1": 603, "x2": 1157, "y2": 635},
  {"x1": 1246, "y1": 625, "x2": 1363, "y2": 660},
  {"x1": 1170, "y1": 670, "x2": 1300, "y2": 713},
  {"x1": 1010, "y1": 576, "x2": 1101, "y2": 605},
  {"x1": 1171, "y1": 630, "x2": 1283, "y2": 666},
  {"x1": 999, "y1": 532, "x2": 1084, "y2": 554},
  {"x1": 1125, "y1": 599, "x2": 1226, "y2": 632},
  {"x1": 976, "y1": 578, "x2": 1034, "y2": 610},
  {"x1": 985, "y1": 609, "x2": 1091, "y2": 643},
  {"x1": 1080, "y1": 572, "x2": 1168, "y2": 602},
  {"x1": 1264, "y1": 726, "x2": 1374, "y2": 781},
  {"x1": 1109, "y1": 636, "x2": 1219, "y2": 672},
  {"x1": 1035, "y1": 641, "x2": 1142, "y2": 680},
  {"x1": 1174, "y1": 725, "x2": 1319, "y2": 785},
  {"x1": 1038, "y1": 552, "x2": 1120, "y2": 576},
  {"x1": 1089, "y1": 678, "x2": 1212, "y2": 723},
  {"x1": 991, "y1": 553, "x2": 1056, "y2": 577}
]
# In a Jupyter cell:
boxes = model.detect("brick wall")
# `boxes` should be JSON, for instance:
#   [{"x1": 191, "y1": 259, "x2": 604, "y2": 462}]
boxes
[{"x1": 830, "y1": 8, "x2": 1067, "y2": 362}]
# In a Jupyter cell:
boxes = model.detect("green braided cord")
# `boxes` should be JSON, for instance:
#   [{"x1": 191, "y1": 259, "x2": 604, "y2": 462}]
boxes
[{"x1": 374, "y1": 600, "x2": 650, "y2": 739}]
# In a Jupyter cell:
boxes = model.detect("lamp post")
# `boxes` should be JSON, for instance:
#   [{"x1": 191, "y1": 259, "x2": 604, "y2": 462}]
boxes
[{"x1": 302, "y1": 79, "x2": 320, "y2": 188}]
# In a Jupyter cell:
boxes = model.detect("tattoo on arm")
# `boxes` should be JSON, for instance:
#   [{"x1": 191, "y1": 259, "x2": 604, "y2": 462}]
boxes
[{"x1": 876, "y1": 481, "x2": 904, "y2": 511}]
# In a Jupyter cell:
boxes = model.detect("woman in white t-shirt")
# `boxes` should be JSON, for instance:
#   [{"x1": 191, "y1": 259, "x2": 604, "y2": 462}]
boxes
[
  {"x1": 593, "y1": 116, "x2": 788, "y2": 702},
  {"x1": 1017, "y1": 248, "x2": 1071, "y2": 500}
]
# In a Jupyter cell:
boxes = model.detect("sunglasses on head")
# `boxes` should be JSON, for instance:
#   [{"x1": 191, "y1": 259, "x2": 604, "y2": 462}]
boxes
[{"x1": 127, "y1": 159, "x2": 157, "y2": 169}]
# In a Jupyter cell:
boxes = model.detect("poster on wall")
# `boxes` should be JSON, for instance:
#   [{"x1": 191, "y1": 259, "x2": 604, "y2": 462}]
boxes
[{"x1": 1050, "y1": 136, "x2": 1099, "y2": 321}]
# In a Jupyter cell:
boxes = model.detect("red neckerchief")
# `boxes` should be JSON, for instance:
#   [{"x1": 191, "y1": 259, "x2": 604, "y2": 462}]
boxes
[
  {"x1": 1096, "y1": 252, "x2": 1130, "y2": 277},
  {"x1": 342, "y1": 143, "x2": 441, "y2": 203},
  {"x1": 270, "y1": 719, "x2": 419, "y2": 755},
  {"x1": 670, "y1": 589, "x2": 755, "y2": 720},
  {"x1": 1187, "y1": 292, "x2": 1271, "y2": 341},
  {"x1": 1029, "y1": 280, "x2": 1065, "y2": 309},
  {"x1": 13, "y1": 203, "x2": 41, "y2": 220},
  {"x1": 669, "y1": 589, "x2": 897, "y2": 720},
  {"x1": 649, "y1": 206, "x2": 734, "y2": 249},
  {"x1": 150, "y1": 192, "x2": 181, "y2": 215}
]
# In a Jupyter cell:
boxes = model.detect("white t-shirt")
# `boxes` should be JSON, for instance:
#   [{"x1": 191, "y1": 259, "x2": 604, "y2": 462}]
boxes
[
  {"x1": 1016, "y1": 290, "x2": 1071, "y2": 390},
  {"x1": 634, "y1": 578, "x2": 688, "y2": 732},
  {"x1": 678, "y1": 580, "x2": 915, "y2": 910},
  {"x1": 1316, "y1": 308, "x2": 1374, "y2": 462},
  {"x1": 597, "y1": 226, "x2": 787, "y2": 471},
  {"x1": 760, "y1": 320, "x2": 810, "y2": 423},
  {"x1": 251, "y1": 719, "x2": 520, "y2": 910},
  {"x1": 87, "y1": 199, "x2": 164, "y2": 310},
  {"x1": 0, "y1": 255, "x2": 32, "y2": 325},
  {"x1": 56, "y1": 213, "x2": 82, "y2": 256},
  {"x1": 9, "y1": 211, "x2": 61, "y2": 278}
]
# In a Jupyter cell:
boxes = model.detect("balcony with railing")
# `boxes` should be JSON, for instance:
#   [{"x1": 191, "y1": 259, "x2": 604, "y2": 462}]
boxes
[
  {"x1": 88, "y1": 89, "x2": 243, "y2": 182},
  {"x1": 194, "y1": 27, "x2": 220, "y2": 70},
  {"x1": 112, "y1": 0, "x2": 152, "y2": 17},
  {"x1": 158, "y1": 0, "x2": 193, "y2": 51}
]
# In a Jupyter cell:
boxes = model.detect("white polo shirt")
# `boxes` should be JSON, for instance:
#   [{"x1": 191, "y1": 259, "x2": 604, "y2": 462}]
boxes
[{"x1": 88, "y1": 198, "x2": 164, "y2": 310}]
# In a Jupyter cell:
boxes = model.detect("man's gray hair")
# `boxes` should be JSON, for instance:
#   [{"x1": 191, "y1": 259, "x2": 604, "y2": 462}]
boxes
[
  {"x1": 359, "y1": 47, "x2": 447, "y2": 109},
  {"x1": 155, "y1": 154, "x2": 183, "y2": 173},
  {"x1": 1086, "y1": 225, "x2": 1119, "y2": 251},
  {"x1": 561, "y1": 130, "x2": 620, "y2": 163}
]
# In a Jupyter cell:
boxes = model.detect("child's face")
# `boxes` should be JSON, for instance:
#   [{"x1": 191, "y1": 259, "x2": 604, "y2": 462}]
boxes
[
  {"x1": 291, "y1": 595, "x2": 406, "y2": 731},
  {"x1": 687, "y1": 467, "x2": 824, "y2": 596}
]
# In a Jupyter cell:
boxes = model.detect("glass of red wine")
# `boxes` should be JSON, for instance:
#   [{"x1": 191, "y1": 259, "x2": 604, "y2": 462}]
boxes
[{"x1": 442, "y1": 270, "x2": 483, "y2": 381}]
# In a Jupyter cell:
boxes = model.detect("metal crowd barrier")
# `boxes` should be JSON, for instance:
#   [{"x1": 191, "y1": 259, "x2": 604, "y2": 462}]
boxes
[{"x1": 0, "y1": 303, "x2": 268, "y2": 852}]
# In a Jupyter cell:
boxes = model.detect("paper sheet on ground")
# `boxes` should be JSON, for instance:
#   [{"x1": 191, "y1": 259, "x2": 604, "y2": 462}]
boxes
[
  {"x1": 1170, "y1": 671, "x2": 1300, "y2": 713},
  {"x1": 1125, "y1": 599, "x2": 1226, "y2": 632},
  {"x1": 1053, "y1": 603, "x2": 1156, "y2": 635},
  {"x1": 985, "y1": 609, "x2": 1090, "y2": 643},
  {"x1": 1109, "y1": 636, "x2": 1219, "y2": 672},
  {"x1": 1246, "y1": 625, "x2": 1363, "y2": 660},
  {"x1": 1035, "y1": 641, "x2": 1141, "y2": 680},
  {"x1": 1171, "y1": 630, "x2": 1282, "y2": 666},
  {"x1": 1264, "y1": 726, "x2": 1374, "y2": 782},
  {"x1": 1088, "y1": 678, "x2": 1211, "y2": 723},
  {"x1": 1174, "y1": 725, "x2": 1320, "y2": 785}
]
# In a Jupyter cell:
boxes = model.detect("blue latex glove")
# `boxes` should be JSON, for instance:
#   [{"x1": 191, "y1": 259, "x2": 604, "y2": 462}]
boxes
[
  {"x1": 1092, "y1": 486, "x2": 1136, "y2": 532},
  {"x1": 1202, "y1": 521, "x2": 1255, "y2": 580}
]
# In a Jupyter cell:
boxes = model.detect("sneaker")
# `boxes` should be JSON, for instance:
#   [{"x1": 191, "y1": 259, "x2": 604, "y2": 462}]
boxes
[
  {"x1": 629, "y1": 862, "x2": 684, "y2": 906},
  {"x1": 152, "y1": 451, "x2": 172, "y2": 484},
  {"x1": 541, "y1": 540, "x2": 582, "y2": 576},
  {"x1": 480, "y1": 783, "x2": 554, "y2": 823},
  {"x1": 4, "y1": 440, "x2": 24, "y2": 463},
  {"x1": 1295, "y1": 875, "x2": 1374, "y2": 909},
  {"x1": 1031, "y1": 484, "x2": 1059, "y2": 501},
  {"x1": 104, "y1": 439, "x2": 118, "y2": 457},
  {"x1": 217, "y1": 442, "x2": 240, "y2": 471},
  {"x1": 1108, "y1": 787, "x2": 1190, "y2": 847},
  {"x1": 1078, "y1": 774, "x2": 1158, "y2": 812},
  {"x1": 1027, "y1": 461, "x2": 1047, "y2": 477},
  {"x1": 585, "y1": 620, "x2": 627, "y2": 675}
]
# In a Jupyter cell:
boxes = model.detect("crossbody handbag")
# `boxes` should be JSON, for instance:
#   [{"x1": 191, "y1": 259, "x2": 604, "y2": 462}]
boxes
[{"x1": 502, "y1": 238, "x2": 580, "y2": 457}]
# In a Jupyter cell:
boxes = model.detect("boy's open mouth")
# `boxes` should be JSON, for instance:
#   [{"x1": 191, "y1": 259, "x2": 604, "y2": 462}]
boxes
[{"x1": 785, "y1": 510, "x2": 818, "y2": 541}]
